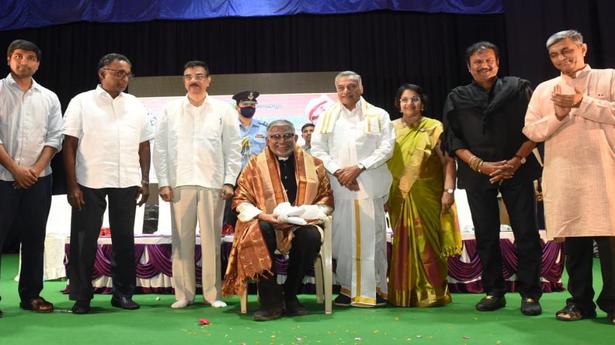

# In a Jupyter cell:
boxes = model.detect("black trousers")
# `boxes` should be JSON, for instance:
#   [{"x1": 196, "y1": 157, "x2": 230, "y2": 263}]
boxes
[
  {"x1": 257, "y1": 221, "x2": 321, "y2": 309},
  {"x1": 565, "y1": 236, "x2": 615, "y2": 315},
  {"x1": 222, "y1": 198, "x2": 237, "y2": 230},
  {"x1": 68, "y1": 185, "x2": 138, "y2": 301},
  {"x1": 465, "y1": 180, "x2": 542, "y2": 299},
  {"x1": 0, "y1": 175, "x2": 52, "y2": 303}
]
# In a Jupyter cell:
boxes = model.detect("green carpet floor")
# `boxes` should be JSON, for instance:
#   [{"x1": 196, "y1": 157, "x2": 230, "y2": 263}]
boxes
[{"x1": 0, "y1": 254, "x2": 612, "y2": 345}]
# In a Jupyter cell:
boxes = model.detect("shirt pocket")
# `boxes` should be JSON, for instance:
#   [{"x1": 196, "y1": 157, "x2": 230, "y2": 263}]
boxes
[
  {"x1": 202, "y1": 114, "x2": 223, "y2": 140},
  {"x1": 82, "y1": 108, "x2": 112, "y2": 135},
  {"x1": 252, "y1": 132, "x2": 266, "y2": 145},
  {"x1": 192, "y1": 114, "x2": 222, "y2": 154}
]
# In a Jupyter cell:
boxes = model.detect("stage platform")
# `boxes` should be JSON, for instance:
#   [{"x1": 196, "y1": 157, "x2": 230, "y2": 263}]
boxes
[{"x1": 27, "y1": 193, "x2": 564, "y2": 294}]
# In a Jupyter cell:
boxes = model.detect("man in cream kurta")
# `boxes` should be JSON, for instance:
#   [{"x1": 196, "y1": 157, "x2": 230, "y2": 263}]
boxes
[
  {"x1": 154, "y1": 61, "x2": 241, "y2": 309},
  {"x1": 523, "y1": 30, "x2": 615, "y2": 323},
  {"x1": 311, "y1": 71, "x2": 394, "y2": 307}
]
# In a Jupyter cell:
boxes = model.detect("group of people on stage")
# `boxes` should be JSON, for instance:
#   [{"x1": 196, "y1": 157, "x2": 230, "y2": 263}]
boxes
[{"x1": 1, "y1": 28, "x2": 613, "y2": 326}]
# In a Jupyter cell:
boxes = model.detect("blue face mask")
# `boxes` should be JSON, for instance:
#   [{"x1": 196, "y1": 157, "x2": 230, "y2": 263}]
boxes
[{"x1": 240, "y1": 107, "x2": 256, "y2": 118}]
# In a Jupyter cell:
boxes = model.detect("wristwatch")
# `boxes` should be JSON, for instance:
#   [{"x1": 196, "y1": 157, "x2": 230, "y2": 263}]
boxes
[
  {"x1": 445, "y1": 188, "x2": 455, "y2": 194},
  {"x1": 514, "y1": 155, "x2": 527, "y2": 164},
  {"x1": 357, "y1": 162, "x2": 366, "y2": 171}
]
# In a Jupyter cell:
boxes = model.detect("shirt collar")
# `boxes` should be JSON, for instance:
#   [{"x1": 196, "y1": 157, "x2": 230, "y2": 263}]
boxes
[
  {"x1": 239, "y1": 118, "x2": 259, "y2": 129},
  {"x1": 562, "y1": 64, "x2": 591, "y2": 80},
  {"x1": 183, "y1": 93, "x2": 209, "y2": 110},
  {"x1": 95, "y1": 84, "x2": 124, "y2": 99},
  {"x1": 277, "y1": 151, "x2": 295, "y2": 161},
  {"x1": 470, "y1": 77, "x2": 499, "y2": 93},
  {"x1": 341, "y1": 99, "x2": 362, "y2": 117},
  {"x1": 5, "y1": 73, "x2": 42, "y2": 92}
]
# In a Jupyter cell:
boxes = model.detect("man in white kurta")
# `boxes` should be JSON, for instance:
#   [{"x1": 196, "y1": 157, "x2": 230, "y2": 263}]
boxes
[
  {"x1": 311, "y1": 71, "x2": 394, "y2": 307},
  {"x1": 154, "y1": 61, "x2": 241, "y2": 309},
  {"x1": 523, "y1": 30, "x2": 615, "y2": 323}
]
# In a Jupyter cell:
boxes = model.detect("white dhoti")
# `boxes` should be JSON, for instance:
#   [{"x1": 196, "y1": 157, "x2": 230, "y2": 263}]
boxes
[
  {"x1": 170, "y1": 186, "x2": 224, "y2": 303},
  {"x1": 333, "y1": 197, "x2": 388, "y2": 306}
]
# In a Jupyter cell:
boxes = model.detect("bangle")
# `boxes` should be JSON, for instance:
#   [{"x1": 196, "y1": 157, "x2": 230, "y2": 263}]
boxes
[{"x1": 468, "y1": 156, "x2": 484, "y2": 172}]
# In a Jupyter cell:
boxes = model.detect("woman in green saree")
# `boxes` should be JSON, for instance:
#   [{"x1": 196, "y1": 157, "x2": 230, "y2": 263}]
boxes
[{"x1": 387, "y1": 84, "x2": 462, "y2": 307}]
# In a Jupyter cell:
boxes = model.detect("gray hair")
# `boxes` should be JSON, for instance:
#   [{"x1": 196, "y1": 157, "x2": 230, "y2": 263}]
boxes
[
  {"x1": 546, "y1": 30, "x2": 584, "y2": 48},
  {"x1": 334, "y1": 70, "x2": 362, "y2": 87},
  {"x1": 267, "y1": 119, "x2": 295, "y2": 133}
]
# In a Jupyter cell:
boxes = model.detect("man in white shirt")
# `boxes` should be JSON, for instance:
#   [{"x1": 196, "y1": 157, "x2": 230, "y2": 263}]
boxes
[
  {"x1": 311, "y1": 71, "x2": 395, "y2": 307},
  {"x1": 0, "y1": 39, "x2": 62, "y2": 316},
  {"x1": 154, "y1": 60, "x2": 241, "y2": 309},
  {"x1": 63, "y1": 53, "x2": 153, "y2": 314},
  {"x1": 301, "y1": 123, "x2": 315, "y2": 153}
]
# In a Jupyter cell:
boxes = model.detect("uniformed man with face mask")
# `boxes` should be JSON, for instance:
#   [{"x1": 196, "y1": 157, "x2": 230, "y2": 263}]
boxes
[
  {"x1": 233, "y1": 90, "x2": 268, "y2": 169},
  {"x1": 223, "y1": 91, "x2": 268, "y2": 231}
]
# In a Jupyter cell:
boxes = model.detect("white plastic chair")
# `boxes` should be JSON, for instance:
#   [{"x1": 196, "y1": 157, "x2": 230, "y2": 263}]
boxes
[{"x1": 240, "y1": 216, "x2": 333, "y2": 315}]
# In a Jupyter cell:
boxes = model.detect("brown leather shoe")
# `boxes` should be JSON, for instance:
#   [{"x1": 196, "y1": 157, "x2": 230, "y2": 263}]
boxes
[{"x1": 21, "y1": 296, "x2": 54, "y2": 313}]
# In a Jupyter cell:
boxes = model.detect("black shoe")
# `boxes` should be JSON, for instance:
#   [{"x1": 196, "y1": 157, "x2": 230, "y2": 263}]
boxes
[
  {"x1": 111, "y1": 296, "x2": 140, "y2": 310},
  {"x1": 334, "y1": 294, "x2": 351, "y2": 307},
  {"x1": 476, "y1": 295, "x2": 506, "y2": 311},
  {"x1": 376, "y1": 295, "x2": 388, "y2": 307},
  {"x1": 0, "y1": 308, "x2": 3, "y2": 318},
  {"x1": 20, "y1": 296, "x2": 54, "y2": 312},
  {"x1": 71, "y1": 300, "x2": 91, "y2": 314},
  {"x1": 520, "y1": 297, "x2": 542, "y2": 316},
  {"x1": 253, "y1": 307, "x2": 284, "y2": 321},
  {"x1": 285, "y1": 297, "x2": 309, "y2": 316}
]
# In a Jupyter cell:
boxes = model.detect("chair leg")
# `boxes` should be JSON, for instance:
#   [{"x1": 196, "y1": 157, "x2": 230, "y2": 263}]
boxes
[
  {"x1": 240, "y1": 283, "x2": 248, "y2": 314},
  {"x1": 314, "y1": 256, "x2": 324, "y2": 303},
  {"x1": 323, "y1": 254, "x2": 333, "y2": 315},
  {"x1": 322, "y1": 217, "x2": 333, "y2": 315}
]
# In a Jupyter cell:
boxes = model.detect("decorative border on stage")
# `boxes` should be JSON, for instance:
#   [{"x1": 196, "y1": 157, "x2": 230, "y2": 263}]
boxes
[
  {"x1": 63, "y1": 234, "x2": 564, "y2": 294},
  {"x1": 447, "y1": 239, "x2": 564, "y2": 293}
]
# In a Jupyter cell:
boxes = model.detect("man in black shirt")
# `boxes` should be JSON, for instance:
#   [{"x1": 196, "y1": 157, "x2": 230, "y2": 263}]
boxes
[{"x1": 443, "y1": 41, "x2": 543, "y2": 316}]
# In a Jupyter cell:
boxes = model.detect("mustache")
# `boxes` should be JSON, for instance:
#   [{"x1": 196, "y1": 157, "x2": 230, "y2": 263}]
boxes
[{"x1": 189, "y1": 83, "x2": 201, "y2": 87}]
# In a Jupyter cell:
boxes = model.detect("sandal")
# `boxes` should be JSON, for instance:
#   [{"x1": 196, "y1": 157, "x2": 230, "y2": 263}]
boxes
[{"x1": 555, "y1": 304, "x2": 596, "y2": 321}]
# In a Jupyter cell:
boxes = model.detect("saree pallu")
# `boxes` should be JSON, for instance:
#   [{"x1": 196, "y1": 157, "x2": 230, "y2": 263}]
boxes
[{"x1": 387, "y1": 117, "x2": 461, "y2": 307}]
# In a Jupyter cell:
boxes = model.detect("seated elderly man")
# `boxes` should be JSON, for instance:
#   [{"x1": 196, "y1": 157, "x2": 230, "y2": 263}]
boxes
[{"x1": 222, "y1": 119, "x2": 333, "y2": 321}]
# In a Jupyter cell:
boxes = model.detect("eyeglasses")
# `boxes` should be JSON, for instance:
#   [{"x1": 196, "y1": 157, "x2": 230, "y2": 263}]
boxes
[
  {"x1": 268, "y1": 133, "x2": 295, "y2": 141},
  {"x1": 104, "y1": 68, "x2": 133, "y2": 79},
  {"x1": 400, "y1": 96, "x2": 421, "y2": 104},
  {"x1": 183, "y1": 74, "x2": 208, "y2": 81}
]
